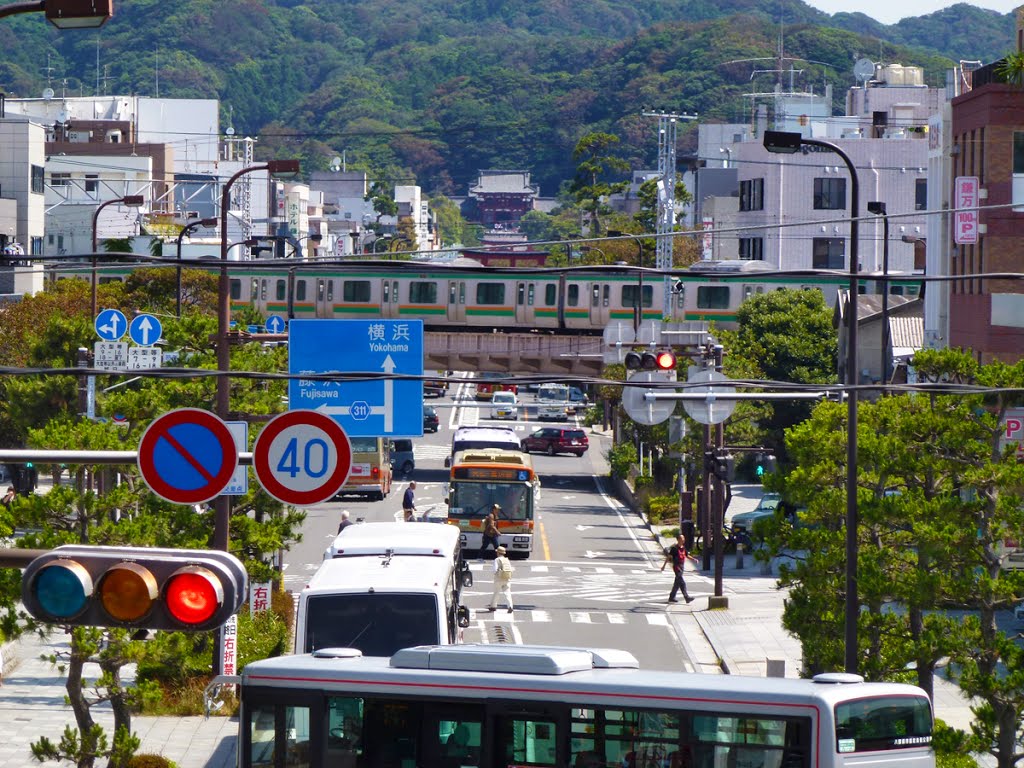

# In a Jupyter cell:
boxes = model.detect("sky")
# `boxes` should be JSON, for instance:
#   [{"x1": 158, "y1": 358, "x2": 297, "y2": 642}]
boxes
[{"x1": 803, "y1": 0, "x2": 1019, "y2": 25}]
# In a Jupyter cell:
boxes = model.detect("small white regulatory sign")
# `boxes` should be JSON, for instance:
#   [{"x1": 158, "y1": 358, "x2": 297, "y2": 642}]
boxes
[
  {"x1": 94, "y1": 341, "x2": 128, "y2": 371},
  {"x1": 127, "y1": 347, "x2": 163, "y2": 370}
]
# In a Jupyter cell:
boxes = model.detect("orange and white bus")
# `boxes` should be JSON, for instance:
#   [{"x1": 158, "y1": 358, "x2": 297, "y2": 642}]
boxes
[
  {"x1": 445, "y1": 448, "x2": 539, "y2": 558},
  {"x1": 335, "y1": 437, "x2": 392, "y2": 501}
]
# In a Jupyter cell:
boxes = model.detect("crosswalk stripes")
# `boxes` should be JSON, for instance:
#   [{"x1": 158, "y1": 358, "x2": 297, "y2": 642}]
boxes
[{"x1": 414, "y1": 444, "x2": 452, "y2": 460}]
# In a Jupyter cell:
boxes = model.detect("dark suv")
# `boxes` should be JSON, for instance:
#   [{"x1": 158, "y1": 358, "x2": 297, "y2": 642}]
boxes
[
  {"x1": 521, "y1": 427, "x2": 589, "y2": 457},
  {"x1": 423, "y1": 404, "x2": 440, "y2": 433}
]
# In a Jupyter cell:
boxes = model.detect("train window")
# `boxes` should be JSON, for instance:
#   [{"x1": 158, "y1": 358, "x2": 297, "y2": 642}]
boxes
[
  {"x1": 411, "y1": 281, "x2": 437, "y2": 303},
  {"x1": 296, "y1": 280, "x2": 307, "y2": 302},
  {"x1": 449, "y1": 283, "x2": 457, "y2": 305},
  {"x1": 327, "y1": 280, "x2": 334, "y2": 302},
  {"x1": 343, "y1": 280, "x2": 370, "y2": 302},
  {"x1": 603, "y1": 285, "x2": 609, "y2": 307},
  {"x1": 383, "y1": 282, "x2": 390, "y2": 303},
  {"x1": 251, "y1": 278, "x2": 259, "y2": 299},
  {"x1": 318, "y1": 280, "x2": 325, "y2": 302},
  {"x1": 591, "y1": 285, "x2": 599, "y2": 307},
  {"x1": 545, "y1": 284, "x2": 556, "y2": 305},
  {"x1": 517, "y1": 283, "x2": 525, "y2": 306},
  {"x1": 527, "y1": 284, "x2": 535, "y2": 306},
  {"x1": 676, "y1": 287, "x2": 685, "y2": 308},
  {"x1": 622, "y1": 285, "x2": 653, "y2": 308},
  {"x1": 460, "y1": 282, "x2": 466, "y2": 305},
  {"x1": 567, "y1": 285, "x2": 579, "y2": 307},
  {"x1": 392, "y1": 281, "x2": 398, "y2": 302},
  {"x1": 697, "y1": 286, "x2": 730, "y2": 309},
  {"x1": 890, "y1": 285, "x2": 904, "y2": 296},
  {"x1": 276, "y1": 280, "x2": 286, "y2": 301},
  {"x1": 742, "y1": 285, "x2": 765, "y2": 300},
  {"x1": 98, "y1": 277, "x2": 122, "y2": 285},
  {"x1": 260, "y1": 280, "x2": 267, "y2": 302},
  {"x1": 476, "y1": 283, "x2": 505, "y2": 304}
]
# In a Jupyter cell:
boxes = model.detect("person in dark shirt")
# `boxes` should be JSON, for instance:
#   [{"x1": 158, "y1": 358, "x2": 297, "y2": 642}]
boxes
[
  {"x1": 479, "y1": 504, "x2": 501, "y2": 559},
  {"x1": 337, "y1": 510, "x2": 354, "y2": 534},
  {"x1": 661, "y1": 535, "x2": 695, "y2": 604},
  {"x1": 402, "y1": 481, "x2": 417, "y2": 521}
]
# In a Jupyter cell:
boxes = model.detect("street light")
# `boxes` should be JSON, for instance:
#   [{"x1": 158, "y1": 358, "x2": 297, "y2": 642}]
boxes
[
  {"x1": 215, "y1": 159, "x2": 299, "y2": 552},
  {"x1": 764, "y1": 130, "x2": 860, "y2": 674},
  {"x1": 91, "y1": 194, "x2": 145, "y2": 317},
  {"x1": 607, "y1": 230, "x2": 645, "y2": 332},
  {"x1": 0, "y1": 0, "x2": 112, "y2": 27},
  {"x1": 868, "y1": 201, "x2": 890, "y2": 387},
  {"x1": 175, "y1": 217, "x2": 218, "y2": 317}
]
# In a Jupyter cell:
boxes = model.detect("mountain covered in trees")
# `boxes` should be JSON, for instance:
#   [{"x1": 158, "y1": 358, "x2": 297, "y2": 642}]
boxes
[{"x1": 0, "y1": 0, "x2": 1015, "y2": 196}]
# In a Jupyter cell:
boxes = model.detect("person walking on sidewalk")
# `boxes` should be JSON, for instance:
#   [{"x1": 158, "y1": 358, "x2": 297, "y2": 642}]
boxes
[
  {"x1": 488, "y1": 546, "x2": 515, "y2": 613},
  {"x1": 661, "y1": 535, "x2": 695, "y2": 604},
  {"x1": 479, "y1": 504, "x2": 501, "y2": 559},
  {"x1": 402, "y1": 481, "x2": 417, "y2": 521}
]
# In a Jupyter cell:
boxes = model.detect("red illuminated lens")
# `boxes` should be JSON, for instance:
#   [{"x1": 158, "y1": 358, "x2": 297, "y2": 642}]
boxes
[
  {"x1": 655, "y1": 352, "x2": 676, "y2": 370},
  {"x1": 165, "y1": 567, "x2": 224, "y2": 626}
]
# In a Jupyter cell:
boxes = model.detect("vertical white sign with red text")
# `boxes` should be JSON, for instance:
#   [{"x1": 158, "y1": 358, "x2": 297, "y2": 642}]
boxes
[{"x1": 954, "y1": 176, "x2": 979, "y2": 245}]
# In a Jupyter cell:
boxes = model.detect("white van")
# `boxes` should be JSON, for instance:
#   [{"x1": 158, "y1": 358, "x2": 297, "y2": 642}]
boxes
[
  {"x1": 296, "y1": 523, "x2": 472, "y2": 657},
  {"x1": 536, "y1": 383, "x2": 570, "y2": 421},
  {"x1": 445, "y1": 426, "x2": 521, "y2": 467}
]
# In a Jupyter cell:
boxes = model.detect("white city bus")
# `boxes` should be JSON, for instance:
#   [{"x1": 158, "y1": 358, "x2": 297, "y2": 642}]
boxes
[
  {"x1": 238, "y1": 644, "x2": 934, "y2": 768},
  {"x1": 294, "y1": 523, "x2": 472, "y2": 657}
]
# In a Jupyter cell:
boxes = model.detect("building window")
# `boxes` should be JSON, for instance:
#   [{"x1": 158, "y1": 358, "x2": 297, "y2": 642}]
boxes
[
  {"x1": 85, "y1": 175, "x2": 98, "y2": 194},
  {"x1": 915, "y1": 179, "x2": 927, "y2": 211},
  {"x1": 812, "y1": 238, "x2": 845, "y2": 269},
  {"x1": 31, "y1": 165, "x2": 44, "y2": 194},
  {"x1": 738, "y1": 237, "x2": 764, "y2": 260},
  {"x1": 51, "y1": 172, "x2": 71, "y2": 187},
  {"x1": 475, "y1": 283, "x2": 505, "y2": 304},
  {"x1": 813, "y1": 178, "x2": 846, "y2": 210},
  {"x1": 739, "y1": 178, "x2": 764, "y2": 211}
]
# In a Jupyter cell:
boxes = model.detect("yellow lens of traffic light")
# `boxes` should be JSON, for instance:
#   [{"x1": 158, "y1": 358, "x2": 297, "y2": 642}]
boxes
[
  {"x1": 98, "y1": 563, "x2": 159, "y2": 622},
  {"x1": 165, "y1": 567, "x2": 224, "y2": 626}
]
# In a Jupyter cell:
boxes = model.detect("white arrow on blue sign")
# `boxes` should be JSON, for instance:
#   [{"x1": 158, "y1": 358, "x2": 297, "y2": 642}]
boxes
[
  {"x1": 288, "y1": 319, "x2": 424, "y2": 438},
  {"x1": 129, "y1": 313, "x2": 163, "y2": 347},
  {"x1": 265, "y1": 315, "x2": 286, "y2": 334},
  {"x1": 94, "y1": 309, "x2": 127, "y2": 341}
]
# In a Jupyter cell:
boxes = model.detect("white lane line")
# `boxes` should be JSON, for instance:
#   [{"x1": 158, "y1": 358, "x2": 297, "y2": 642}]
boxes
[
  {"x1": 530, "y1": 565, "x2": 549, "y2": 572},
  {"x1": 607, "y1": 613, "x2": 626, "y2": 624},
  {"x1": 531, "y1": 610, "x2": 551, "y2": 623},
  {"x1": 570, "y1": 612, "x2": 593, "y2": 623},
  {"x1": 646, "y1": 614, "x2": 669, "y2": 626}
]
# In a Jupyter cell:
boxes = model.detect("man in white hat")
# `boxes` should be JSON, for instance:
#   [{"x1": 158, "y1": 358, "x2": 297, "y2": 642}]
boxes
[{"x1": 488, "y1": 545, "x2": 515, "y2": 613}]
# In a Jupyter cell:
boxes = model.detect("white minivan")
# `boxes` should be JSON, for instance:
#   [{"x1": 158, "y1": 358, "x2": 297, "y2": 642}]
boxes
[{"x1": 490, "y1": 391, "x2": 519, "y2": 420}]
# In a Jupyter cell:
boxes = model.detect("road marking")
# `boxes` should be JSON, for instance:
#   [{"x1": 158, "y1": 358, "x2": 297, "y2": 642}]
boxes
[
  {"x1": 594, "y1": 476, "x2": 658, "y2": 568},
  {"x1": 530, "y1": 565, "x2": 549, "y2": 572},
  {"x1": 564, "y1": 566, "x2": 581, "y2": 572},
  {"x1": 531, "y1": 610, "x2": 551, "y2": 623},
  {"x1": 539, "y1": 514, "x2": 551, "y2": 560},
  {"x1": 569, "y1": 612, "x2": 592, "y2": 623},
  {"x1": 608, "y1": 613, "x2": 626, "y2": 624},
  {"x1": 646, "y1": 614, "x2": 669, "y2": 626},
  {"x1": 594, "y1": 566, "x2": 613, "y2": 574}
]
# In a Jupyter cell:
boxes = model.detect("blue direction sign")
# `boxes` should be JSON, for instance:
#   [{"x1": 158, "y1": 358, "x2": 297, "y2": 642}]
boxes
[
  {"x1": 94, "y1": 309, "x2": 127, "y2": 341},
  {"x1": 265, "y1": 315, "x2": 286, "y2": 334},
  {"x1": 129, "y1": 313, "x2": 163, "y2": 347},
  {"x1": 288, "y1": 319, "x2": 424, "y2": 437}
]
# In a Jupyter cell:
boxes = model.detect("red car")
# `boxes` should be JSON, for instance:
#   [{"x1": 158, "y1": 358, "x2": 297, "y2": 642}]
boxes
[{"x1": 520, "y1": 427, "x2": 589, "y2": 457}]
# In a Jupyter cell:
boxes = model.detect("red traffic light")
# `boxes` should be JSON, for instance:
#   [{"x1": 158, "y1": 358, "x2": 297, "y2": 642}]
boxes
[
  {"x1": 22, "y1": 546, "x2": 247, "y2": 631},
  {"x1": 654, "y1": 351, "x2": 676, "y2": 370}
]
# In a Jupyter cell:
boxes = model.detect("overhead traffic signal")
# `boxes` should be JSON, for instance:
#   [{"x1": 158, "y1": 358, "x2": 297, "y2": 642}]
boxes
[
  {"x1": 22, "y1": 545, "x2": 248, "y2": 632},
  {"x1": 624, "y1": 349, "x2": 677, "y2": 371}
]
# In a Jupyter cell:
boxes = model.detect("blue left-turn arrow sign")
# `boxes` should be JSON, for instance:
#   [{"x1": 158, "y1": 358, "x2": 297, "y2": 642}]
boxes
[{"x1": 95, "y1": 309, "x2": 127, "y2": 341}]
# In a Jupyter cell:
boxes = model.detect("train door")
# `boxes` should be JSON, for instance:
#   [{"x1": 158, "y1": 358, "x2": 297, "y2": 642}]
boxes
[
  {"x1": 252, "y1": 277, "x2": 267, "y2": 316},
  {"x1": 447, "y1": 280, "x2": 466, "y2": 324},
  {"x1": 382, "y1": 278, "x2": 400, "y2": 319},
  {"x1": 515, "y1": 281, "x2": 533, "y2": 325},
  {"x1": 316, "y1": 277, "x2": 335, "y2": 318},
  {"x1": 589, "y1": 282, "x2": 609, "y2": 325}
]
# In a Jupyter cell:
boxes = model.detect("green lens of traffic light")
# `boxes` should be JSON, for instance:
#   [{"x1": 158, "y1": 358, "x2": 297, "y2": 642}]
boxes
[
  {"x1": 99, "y1": 563, "x2": 159, "y2": 622},
  {"x1": 165, "y1": 567, "x2": 223, "y2": 626},
  {"x1": 34, "y1": 561, "x2": 93, "y2": 619}
]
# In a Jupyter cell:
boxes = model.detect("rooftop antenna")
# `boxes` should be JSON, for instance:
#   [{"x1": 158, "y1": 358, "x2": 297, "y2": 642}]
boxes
[
  {"x1": 42, "y1": 53, "x2": 56, "y2": 97},
  {"x1": 155, "y1": 44, "x2": 159, "y2": 98}
]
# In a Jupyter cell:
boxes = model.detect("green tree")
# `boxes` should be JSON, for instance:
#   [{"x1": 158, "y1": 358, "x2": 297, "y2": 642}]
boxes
[
  {"x1": 633, "y1": 177, "x2": 693, "y2": 232},
  {"x1": 429, "y1": 194, "x2": 466, "y2": 246},
  {"x1": 570, "y1": 132, "x2": 630, "y2": 236},
  {"x1": 366, "y1": 179, "x2": 398, "y2": 233}
]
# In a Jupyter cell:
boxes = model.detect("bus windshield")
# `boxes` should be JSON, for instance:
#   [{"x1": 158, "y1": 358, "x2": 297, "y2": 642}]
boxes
[
  {"x1": 450, "y1": 482, "x2": 533, "y2": 521},
  {"x1": 303, "y1": 593, "x2": 440, "y2": 657}
]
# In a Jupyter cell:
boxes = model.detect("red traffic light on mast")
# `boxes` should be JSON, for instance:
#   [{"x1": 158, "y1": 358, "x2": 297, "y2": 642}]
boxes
[
  {"x1": 22, "y1": 546, "x2": 247, "y2": 631},
  {"x1": 654, "y1": 350, "x2": 676, "y2": 370},
  {"x1": 625, "y1": 349, "x2": 677, "y2": 371}
]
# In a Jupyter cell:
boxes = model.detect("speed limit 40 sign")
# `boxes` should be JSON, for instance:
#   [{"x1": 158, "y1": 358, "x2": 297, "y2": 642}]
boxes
[{"x1": 252, "y1": 410, "x2": 352, "y2": 506}]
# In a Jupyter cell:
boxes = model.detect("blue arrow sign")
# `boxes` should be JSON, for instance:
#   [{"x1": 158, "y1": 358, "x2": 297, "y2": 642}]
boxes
[
  {"x1": 94, "y1": 309, "x2": 127, "y2": 341},
  {"x1": 288, "y1": 319, "x2": 424, "y2": 437},
  {"x1": 265, "y1": 315, "x2": 286, "y2": 334},
  {"x1": 129, "y1": 314, "x2": 163, "y2": 347}
]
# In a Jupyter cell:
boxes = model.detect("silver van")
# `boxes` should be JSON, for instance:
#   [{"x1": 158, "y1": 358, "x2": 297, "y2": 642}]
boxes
[{"x1": 390, "y1": 439, "x2": 415, "y2": 475}]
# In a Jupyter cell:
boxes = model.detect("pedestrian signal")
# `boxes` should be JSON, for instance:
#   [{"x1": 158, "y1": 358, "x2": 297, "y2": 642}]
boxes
[
  {"x1": 625, "y1": 349, "x2": 677, "y2": 371},
  {"x1": 22, "y1": 545, "x2": 247, "y2": 631}
]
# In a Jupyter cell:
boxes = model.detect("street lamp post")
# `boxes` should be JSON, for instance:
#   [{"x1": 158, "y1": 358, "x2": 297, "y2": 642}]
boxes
[
  {"x1": 215, "y1": 159, "x2": 299, "y2": 552},
  {"x1": 175, "y1": 217, "x2": 218, "y2": 317},
  {"x1": 91, "y1": 194, "x2": 145, "y2": 317},
  {"x1": 868, "y1": 202, "x2": 890, "y2": 387},
  {"x1": 763, "y1": 130, "x2": 860, "y2": 674}
]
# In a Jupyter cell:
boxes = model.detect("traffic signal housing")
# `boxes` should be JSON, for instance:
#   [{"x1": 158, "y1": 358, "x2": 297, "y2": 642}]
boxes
[
  {"x1": 22, "y1": 545, "x2": 248, "y2": 632},
  {"x1": 624, "y1": 349, "x2": 677, "y2": 371}
]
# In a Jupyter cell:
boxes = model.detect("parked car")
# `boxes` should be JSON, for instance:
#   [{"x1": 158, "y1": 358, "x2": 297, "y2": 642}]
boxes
[
  {"x1": 423, "y1": 404, "x2": 440, "y2": 433},
  {"x1": 729, "y1": 493, "x2": 782, "y2": 540},
  {"x1": 490, "y1": 391, "x2": 519, "y2": 420},
  {"x1": 390, "y1": 439, "x2": 415, "y2": 474},
  {"x1": 520, "y1": 427, "x2": 589, "y2": 457}
]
